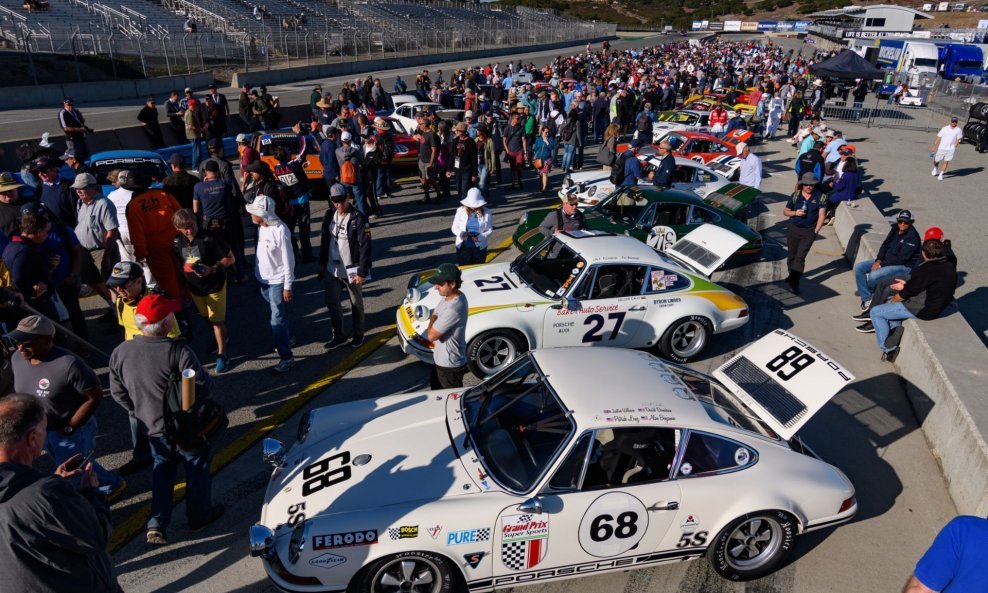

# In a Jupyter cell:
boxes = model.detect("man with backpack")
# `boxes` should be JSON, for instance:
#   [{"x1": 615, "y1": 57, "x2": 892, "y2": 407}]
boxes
[
  {"x1": 109, "y1": 294, "x2": 222, "y2": 545},
  {"x1": 613, "y1": 147, "x2": 642, "y2": 188},
  {"x1": 634, "y1": 102, "x2": 656, "y2": 148},
  {"x1": 373, "y1": 118, "x2": 395, "y2": 201},
  {"x1": 335, "y1": 131, "x2": 365, "y2": 216}
]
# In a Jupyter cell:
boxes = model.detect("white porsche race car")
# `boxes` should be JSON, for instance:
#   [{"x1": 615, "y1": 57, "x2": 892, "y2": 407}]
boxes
[
  {"x1": 559, "y1": 155, "x2": 738, "y2": 209},
  {"x1": 397, "y1": 226, "x2": 749, "y2": 377},
  {"x1": 250, "y1": 330, "x2": 857, "y2": 592}
]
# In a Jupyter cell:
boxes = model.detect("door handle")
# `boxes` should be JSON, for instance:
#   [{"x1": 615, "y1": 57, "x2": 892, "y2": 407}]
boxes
[
  {"x1": 647, "y1": 501, "x2": 679, "y2": 511},
  {"x1": 629, "y1": 305, "x2": 647, "y2": 311}
]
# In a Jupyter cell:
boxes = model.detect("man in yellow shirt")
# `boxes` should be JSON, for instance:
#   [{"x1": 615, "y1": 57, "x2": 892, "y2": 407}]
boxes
[{"x1": 105, "y1": 260, "x2": 179, "y2": 475}]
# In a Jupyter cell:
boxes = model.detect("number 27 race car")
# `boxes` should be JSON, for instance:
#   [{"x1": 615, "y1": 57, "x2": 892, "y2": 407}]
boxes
[{"x1": 250, "y1": 329, "x2": 856, "y2": 592}]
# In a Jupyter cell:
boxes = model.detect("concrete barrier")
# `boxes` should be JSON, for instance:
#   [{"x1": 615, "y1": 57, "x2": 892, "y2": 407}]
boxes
[
  {"x1": 231, "y1": 36, "x2": 616, "y2": 88},
  {"x1": 834, "y1": 199, "x2": 988, "y2": 516},
  {"x1": 0, "y1": 72, "x2": 216, "y2": 110}
]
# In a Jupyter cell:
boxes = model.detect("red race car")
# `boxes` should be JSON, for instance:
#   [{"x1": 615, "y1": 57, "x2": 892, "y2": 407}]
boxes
[
  {"x1": 380, "y1": 116, "x2": 419, "y2": 167},
  {"x1": 618, "y1": 129, "x2": 752, "y2": 165}
]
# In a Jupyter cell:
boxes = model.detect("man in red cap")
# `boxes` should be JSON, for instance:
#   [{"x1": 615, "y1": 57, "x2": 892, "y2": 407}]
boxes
[
  {"x1": 184, "y1": 99, "x2": 203, "y2": 168},
  {"x1": 109, "y1": 294, "x2": 221, "y2": 545}
]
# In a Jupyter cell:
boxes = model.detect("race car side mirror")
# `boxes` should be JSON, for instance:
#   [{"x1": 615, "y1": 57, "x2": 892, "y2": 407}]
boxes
[{"x1": 517, "y1": 496, "x2": 544, "y2": 514}]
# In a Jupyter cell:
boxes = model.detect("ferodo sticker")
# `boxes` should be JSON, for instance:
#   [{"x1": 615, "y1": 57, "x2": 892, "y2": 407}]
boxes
[
  {"x1": 312, "y1": 529, "x2": 378, "y2": 550},
  {"x1": 578, "y1": 492, "x2": 648, "y2": 557}
]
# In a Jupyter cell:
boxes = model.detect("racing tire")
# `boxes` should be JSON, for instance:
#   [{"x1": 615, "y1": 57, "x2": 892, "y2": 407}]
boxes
[
  {"x1": 467, "y1": 329, "x2": 525, "y2": 378},
  {"x1": 705, "y1": 511, "x2": 796, "y2": 581},
  {"x1": 657, "y1": 316, "x2": 712, "y2": 362},
  {"x1": 354, "y1": 550, "x2": 455, "y2": 593}
]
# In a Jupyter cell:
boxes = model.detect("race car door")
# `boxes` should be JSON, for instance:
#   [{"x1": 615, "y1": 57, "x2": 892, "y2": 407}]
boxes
[
  {"x1": 491, "y1": 429, "x2": 683, "y2": 587},
  {"x1": 541, "y1": 263, "x2": 649, "y2": 348}
]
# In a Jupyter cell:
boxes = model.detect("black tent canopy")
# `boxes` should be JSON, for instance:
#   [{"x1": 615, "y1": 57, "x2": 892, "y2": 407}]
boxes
[{"x1": 809, "y1": 50, "x2": 886, "y2": 80}]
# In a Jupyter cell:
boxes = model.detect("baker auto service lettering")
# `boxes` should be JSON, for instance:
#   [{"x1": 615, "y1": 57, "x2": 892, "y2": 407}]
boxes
[{"x1": 556, "y1": 304, "x2": 620, "y2": 316}]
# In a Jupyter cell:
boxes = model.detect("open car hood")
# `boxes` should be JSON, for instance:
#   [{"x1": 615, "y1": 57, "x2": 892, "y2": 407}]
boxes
[
  {"x1": 713, "y1": 330, "x2": 855, "y2": 440},
  {"x1": 664, "y1": 223, "x2": 747, "y2": 277}
]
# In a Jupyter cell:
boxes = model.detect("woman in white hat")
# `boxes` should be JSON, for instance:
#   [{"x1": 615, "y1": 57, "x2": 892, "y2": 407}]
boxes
[{"x1": 450, "y1": 188, "x2": 492, "y2": 265}]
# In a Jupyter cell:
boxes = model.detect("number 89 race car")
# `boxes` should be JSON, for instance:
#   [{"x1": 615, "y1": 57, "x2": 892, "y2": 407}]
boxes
[
  {"x1": 250, "y1": 330, "x2": 856, "y2": 592},
  {"x1": 397, "y1": 227, "x2": 751, "y2": 378}
]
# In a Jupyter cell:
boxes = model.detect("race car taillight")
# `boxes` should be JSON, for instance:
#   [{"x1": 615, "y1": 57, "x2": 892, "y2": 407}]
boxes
[{"x1": 839, "y1": 495, "x2": 856, "y2": 513}]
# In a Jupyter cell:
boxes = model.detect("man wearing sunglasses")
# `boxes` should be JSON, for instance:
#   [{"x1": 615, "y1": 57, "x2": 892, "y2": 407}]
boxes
[{"x1": 852, "y1": 210, "x2": 922, "y2": 311}]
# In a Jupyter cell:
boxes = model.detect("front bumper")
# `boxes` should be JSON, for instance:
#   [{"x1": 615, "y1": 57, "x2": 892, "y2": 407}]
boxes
[{"x1": 396, "y1": 306, "x2": 434, "y2": 365}]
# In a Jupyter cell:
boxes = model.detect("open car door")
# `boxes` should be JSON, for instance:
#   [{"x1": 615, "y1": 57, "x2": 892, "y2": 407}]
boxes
[
  {"x1": 713, "y1": 329, "x2": 855, "y2": 440},
  {"x1": 663, "y1": 223, "x2": 746, "y2": 277}
]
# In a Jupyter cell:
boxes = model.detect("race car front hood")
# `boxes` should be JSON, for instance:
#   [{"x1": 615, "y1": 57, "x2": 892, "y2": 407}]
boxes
[{"x1": 260, "y1": 391, "x2": 481, "y2": 527}]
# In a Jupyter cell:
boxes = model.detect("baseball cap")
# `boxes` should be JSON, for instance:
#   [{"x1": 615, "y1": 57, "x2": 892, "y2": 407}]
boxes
[
  {"x1": 71, "y1": 173, "x2": 97, "y2": 189},
  {"x1": 0, "y1": 172, "x2": 24, "y2": 192},
  {"x1": 184, "y1": 87, "x2": 193, "y2": 93},
  {"x1": 19, "y1": 201, "x2": 48, "y2": 219},
  {"x1": 924, "y1": 226, "x2": 945, "y2": 241},
  {"x1": 5, "y1": 315, "x2": 55, "y2": 343},
  {"x1": 428, "y1": 262, "x2": 462, "y2": 285},
  {"x1": 244, "y1": 160, "x2": 269, "y2": 174},
  {"x1": 187, "y1": 99, "x2": 198, "y2": 107},
  {"x1": 236, "y1": 133, "x2": 249, "y2": 143},
  {"x1": 951, "y1": 116, "x2": 959, "y2": 122},
  {"x1": 329, "y1": 183, "x2": 347, "y2": 201},
  {"x1": 564, "y1": 193, "x2": 580, "y2": 204},
  {"x1": 798, "y1": 172, "x2": 818, "y2": 186},
  {"x1": 33, "y1": 156, "x2": 58, "y2": 171},
  {"x1": 735, "y1": 141, "x2": 748, "y2": 155},
  {"x1": 207, "y1": 138, "x2": 222, "y2": 149},
  {"x1": 136, "y1": 294, "x2": 182, "y2": 323},
  {"x1": 62, "y1": 97, "x2": 74, "y2": 105},
  {"x1": 812, "y1": 126, "x2": 824, "y2": 136},
  {"x1": 105, "y1": 260, "x2": 144, "y2": 287},
  {"x1": 896, "y1": 210, "x2": 915, "y2": 222},
  {"x1": 168, "y1": 153, "x2": 185, "y2": 166},
  {"x1": 60, "y1": 149, "x2": 76, "y2": 160},
  {"x1": 341, "y1": 131, "x2": 353, "y2": 142}
]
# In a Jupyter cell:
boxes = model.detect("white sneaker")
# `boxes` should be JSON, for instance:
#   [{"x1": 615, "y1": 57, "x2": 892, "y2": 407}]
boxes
[
  {"x1": 938, "y1": 173, "x2": 944, "y2": 181},
  {"x1": 931, "y1": 167, "x2": 937, "y2": 176}
]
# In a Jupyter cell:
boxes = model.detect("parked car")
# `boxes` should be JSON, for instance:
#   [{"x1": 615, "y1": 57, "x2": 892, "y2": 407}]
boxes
[
  {"x1": 250, "y1": 331, "x2": 856, "y2": 591},
  {"x1": 89, "y1": 150, "x2": 170, "y2": 196}
]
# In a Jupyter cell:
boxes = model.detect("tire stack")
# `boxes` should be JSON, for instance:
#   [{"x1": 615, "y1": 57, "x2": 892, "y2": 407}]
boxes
[{"x1": 964, "y1": 103, "x2": 988, "y2": 152}]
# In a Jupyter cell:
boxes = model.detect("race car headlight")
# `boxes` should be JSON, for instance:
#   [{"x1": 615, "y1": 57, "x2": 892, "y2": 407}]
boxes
[
  {"x1": 406, "y1": 286, "x2": 422, "y2": 304},
  {"x1": 414, "y1": 304, "x2": 431, "y2": 321},
  {"x1": 249, "y1": 524, "x2": 275, "y2": 558},
  {"x1": 288, "y1": 520, "x2": 309, "y2": 565},
  {"x1": 562, "y1": 177, "x2": 573, "y2": 189},
  {"x1": 519, "y1": 213, "x2": 528, "y2": 225},
  {"x1": 587, "y1": 186, "x2": 597, "y2": 197},
  {"x1": 262, "y1": 438, "x2": 287, "y2": 468},
  {"x1": 576, "y1": 182, "x2": 587, "y2": 194},
  {"x1": 297, "y1": 411, "x2": 313, "y2": 444}
]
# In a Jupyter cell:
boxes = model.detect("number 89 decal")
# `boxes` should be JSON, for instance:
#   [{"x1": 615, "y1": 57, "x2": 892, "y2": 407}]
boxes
[
  {"x1": 579, "y1": 492, "x2": 648, "y2": 557},
  {"x1": 766, "y1": 346, "x2": 815, "y2": 381}
]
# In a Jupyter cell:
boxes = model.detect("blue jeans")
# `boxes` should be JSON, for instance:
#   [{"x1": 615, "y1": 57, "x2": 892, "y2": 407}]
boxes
[
  {"x1": 562, "y1": 144, "x2": 576, "y2": 172},
  {"x1": 44, "y1": 417, "x2": 122, "y2": 495},
  {"x1": 854, "y1": 259, "x2": 911, "y2": 303},
  {"x1": 260, "y1": 282, "x2": 293, "y2": 360},
  {"x1": 376, "y1": 164, "x2": 392, "y2": 197},
  {"x1": 148, "y1": 435, "x2": 212, "y2": 531},
  {"x1": 190, "y1": 137, "x2": 203, "y2": 168},
  {"x1": 342, "y1": 182, "x2": 365, "y2": 216},
  {"x1": 870, "y1": 301, "x2": 914, "y2": 353},
  {"x1": 477, "y1": 164, "x2": 490, "y2": 201},
  {"x1": 130, "y1": 413, "x2": 151, "y2": 462}
]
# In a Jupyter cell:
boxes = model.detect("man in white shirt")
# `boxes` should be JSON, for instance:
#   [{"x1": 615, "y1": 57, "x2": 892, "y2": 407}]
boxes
[
  {"x1": 107, "y1": 169, "x2": 134, "y2": 261},
  {"x1": 931, "y1": 117, "x2": 964, "y2": 181},
  {"x1": 246, "y1": 195, "x2": 295, "y2": 373},
  {"x1": 736, "y1": 142, "x2": 762, "y2": 190}
]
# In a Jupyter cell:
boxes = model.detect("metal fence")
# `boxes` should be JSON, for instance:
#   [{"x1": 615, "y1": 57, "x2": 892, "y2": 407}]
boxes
[
  {"x1": 0, "y1": 0, "x2": 615, "y2": 84},
  {"x1": 818, "y1": 77, "x2": 988, "y2": 132}
]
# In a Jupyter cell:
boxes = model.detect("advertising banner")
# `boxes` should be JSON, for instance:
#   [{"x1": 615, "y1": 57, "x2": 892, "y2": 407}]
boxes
[
  {"x1": 794, "y1": 21, "x2": 809, "y2": 32},
  {"x1": 692, "y1": 20, "x2": 702, "y2": 31},
  {"x1": 757, "y1": 21, "x2": 778, "y2": 32},
  {"x1": 724, "y1": 20, "x2": 742, "y2": 32},
  {"x1": 776, "y1": 21, "x2": 794, "y2": 31},
  {"x1": 741, "y1": 21, "x2": 759, "y2": 32}
]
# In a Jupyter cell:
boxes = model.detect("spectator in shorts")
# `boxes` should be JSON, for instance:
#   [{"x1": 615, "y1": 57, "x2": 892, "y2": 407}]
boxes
[
  {"x1": 71, "y1": 173, "x2": 118, "y2": 322},
  {"x1": 172, "y1": 209, "x2": 234, "y2": 373},
  {"x1": 931, "y1": 117, "x2": 963, "y2": 181}
]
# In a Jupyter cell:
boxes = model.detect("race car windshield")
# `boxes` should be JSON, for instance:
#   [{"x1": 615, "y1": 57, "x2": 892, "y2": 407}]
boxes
[
  {"x1": 91, "y1": 159, "x2": 169, "y2": 187},
  {"x1": 594, "y1": 187, "x2": 648, "y2": 220},
  {"x1": 512, "y1": 239, "x2": 585, "y2": 298},
  {"x1": 258, "y1": 137, "x2": 301, "y2": 157},
  {"x1": 667, "y1": 365, "x2": 778, "y2": 440},
  {"x1": 461, "y1": 355, "x2": 574, "y2": 493}
]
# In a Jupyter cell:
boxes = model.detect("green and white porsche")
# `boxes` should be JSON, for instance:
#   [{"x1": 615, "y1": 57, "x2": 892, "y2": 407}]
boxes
[
  {"x1": 250, "y1": 331, "x2": 856, "y2": 592},
  {"x1": 398, "y1": 226, "x2": 750, "y2": 378}
]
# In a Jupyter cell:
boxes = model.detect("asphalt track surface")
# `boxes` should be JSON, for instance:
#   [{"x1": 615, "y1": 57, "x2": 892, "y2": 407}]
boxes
[{"x1": 3, "y1": 34, "x2": 963, "y2": 592}]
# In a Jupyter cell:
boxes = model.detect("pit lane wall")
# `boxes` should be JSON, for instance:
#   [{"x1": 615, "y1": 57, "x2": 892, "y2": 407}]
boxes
[
  {"x1": 229, "y1": 35, "x2": 615, "y2": 88},
  {"x1": 0, "y1": 73, "x2": 216, "y2": 111},
  {"x1": 834, "y1": 199, "x2": 988, "y2": 516}
]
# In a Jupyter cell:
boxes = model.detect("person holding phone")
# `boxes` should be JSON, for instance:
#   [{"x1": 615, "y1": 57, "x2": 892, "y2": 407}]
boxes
[
  {"x1": 782, "y1": 173, "x2": 826, "y2": 295},
  {"x1": 318, "y1": 184, "x2": 372, "y2": 350},
  {"x1": 450, "y1": 188, "x2": 493, "y2": 265},
  {"x1": 0, "y1": 393, "x2": 122, "y2": 593}
]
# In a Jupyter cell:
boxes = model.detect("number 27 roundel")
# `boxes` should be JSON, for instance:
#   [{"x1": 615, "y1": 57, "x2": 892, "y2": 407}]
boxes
[{"x1": 579, "y1": 492, "x2": 649, "y2": 557}]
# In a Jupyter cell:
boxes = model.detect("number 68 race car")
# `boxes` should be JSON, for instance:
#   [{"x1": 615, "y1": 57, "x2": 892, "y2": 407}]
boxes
[
  {"x1": 250, "y1": 330, "x2": 856, "y2": 592},
  {"x1": 398, "y1": 226, "x2": 750, "y2": 378}
]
